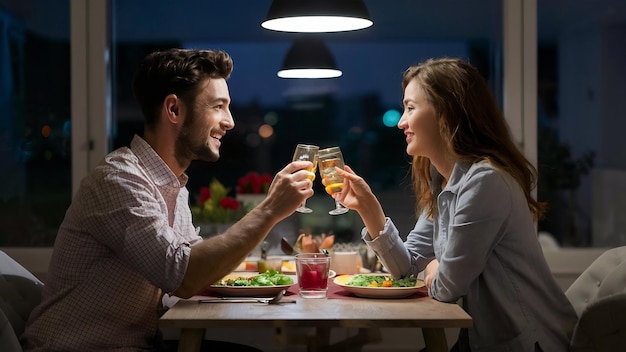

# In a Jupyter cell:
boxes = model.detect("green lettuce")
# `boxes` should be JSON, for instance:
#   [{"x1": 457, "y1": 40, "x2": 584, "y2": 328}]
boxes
[{"x1": 214, "y1": 269, "x2": 294, "y2": 287}]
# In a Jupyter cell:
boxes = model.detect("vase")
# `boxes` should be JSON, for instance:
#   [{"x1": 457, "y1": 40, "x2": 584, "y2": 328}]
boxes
[
  {"x1": 236, "y1": 194, "x2": 266, "y2": 209},
  {"x1": 197, "y1": 222, "x2": 234, "y2": 238}
]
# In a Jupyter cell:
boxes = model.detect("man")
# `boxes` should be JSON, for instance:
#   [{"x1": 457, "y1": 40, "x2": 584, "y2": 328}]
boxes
[{"x1": 22, "y1": 49, "x2": 314, "y2": 351}]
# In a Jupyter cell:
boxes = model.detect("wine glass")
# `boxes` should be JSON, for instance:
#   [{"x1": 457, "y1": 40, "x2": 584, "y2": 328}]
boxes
[
  {"x1": 318, "y1": 147, "x2": 349, "y2": 215},
  {"x1": 292, "y1": 144, "x2": 319, "y2": 213}
]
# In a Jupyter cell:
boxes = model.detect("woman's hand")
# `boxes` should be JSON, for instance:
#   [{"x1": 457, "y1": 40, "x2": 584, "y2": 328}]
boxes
[
  {"x1": 423, "y1": 259, "x2": 439, "y2": 289},
  {"x1": 333, "y1": 165, "x2": 387, "y2": 237},
  {"x1": 332, "y1": 165, "x2": 375, "y2": 213}
]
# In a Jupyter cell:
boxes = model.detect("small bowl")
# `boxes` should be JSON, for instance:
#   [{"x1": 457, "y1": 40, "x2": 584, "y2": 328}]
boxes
[{"x1": 257, "y1": 258, "x2": 282, "y2": 273}]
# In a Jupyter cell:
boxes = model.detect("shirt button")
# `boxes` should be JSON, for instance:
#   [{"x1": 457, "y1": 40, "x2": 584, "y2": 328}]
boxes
[{"x1": 597, "y1": 281, "x2": 601, "y2": 286}]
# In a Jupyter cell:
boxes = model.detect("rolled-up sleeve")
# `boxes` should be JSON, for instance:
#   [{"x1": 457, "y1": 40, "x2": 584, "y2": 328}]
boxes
[{"x1": 362, "y1": 215, "x2": 435, "y2": 279}]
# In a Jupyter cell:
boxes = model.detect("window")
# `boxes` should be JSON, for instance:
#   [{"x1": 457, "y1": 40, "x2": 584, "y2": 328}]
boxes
[
  {"x1": 537, "y1": 0, "x2": 626, "y2": 247},
  {"x1": 9, "y1": 1, "x2": 623, "y2": 250},
  {"x1": 0, "y1": 0, "x2": 71, "y2": 246}
]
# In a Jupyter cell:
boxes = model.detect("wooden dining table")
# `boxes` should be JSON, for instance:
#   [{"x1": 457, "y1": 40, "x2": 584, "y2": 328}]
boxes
[{"x1": 159, "y1": 277, "x2": 472, "y2": 352}]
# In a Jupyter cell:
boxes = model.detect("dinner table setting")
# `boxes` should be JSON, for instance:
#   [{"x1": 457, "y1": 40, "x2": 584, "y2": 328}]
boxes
[{"x1": 160, "y1": 236, "x2": 472, "y2": 352}]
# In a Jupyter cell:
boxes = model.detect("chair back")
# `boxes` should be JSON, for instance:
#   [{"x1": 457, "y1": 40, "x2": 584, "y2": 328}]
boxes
[
  {"x1": 538, "y1": 231, "x2": 560, "y2": 251},
  {"x1": 0, "y1": 250, "x2": 44, "y2": 350},
  {"x1": 565, "y1": 246, "x2": 626, "y2": 351},
  {"x1": 0, "y1": 307, "x2": 22, "y2": 352}
]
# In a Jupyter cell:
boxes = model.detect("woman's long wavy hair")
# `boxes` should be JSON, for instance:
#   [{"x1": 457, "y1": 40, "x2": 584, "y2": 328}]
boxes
[{"x1": 404, "y1": 57, "x2": 545, "y2": 221}]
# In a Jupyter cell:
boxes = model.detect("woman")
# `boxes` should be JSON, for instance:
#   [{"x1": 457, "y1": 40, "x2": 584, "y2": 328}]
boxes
[{"x1": 334, "y1": 58, "x2": 577, "y2": 351}]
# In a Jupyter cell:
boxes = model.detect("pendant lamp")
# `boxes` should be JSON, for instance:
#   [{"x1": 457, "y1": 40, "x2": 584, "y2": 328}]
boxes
[
  {"x1": 278, "y1": 37, "x2": 342, "y2": 79},
  {"x1": 261, "y1": 0, "x2": 373, "y2": 33}
]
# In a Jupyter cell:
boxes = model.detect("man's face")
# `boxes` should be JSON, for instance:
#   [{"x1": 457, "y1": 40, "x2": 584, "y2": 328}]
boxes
[{"x1": 175, "y1": 78, "x2": 234, "y2": 163}]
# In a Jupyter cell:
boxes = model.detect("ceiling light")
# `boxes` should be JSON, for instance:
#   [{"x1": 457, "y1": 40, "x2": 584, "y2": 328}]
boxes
[
  {"x1": 261, "y1": 0, "x2": 373, "y2": 33},
  {"x1": 278, "y1": 37, "x2": 342, "y2": 79}
]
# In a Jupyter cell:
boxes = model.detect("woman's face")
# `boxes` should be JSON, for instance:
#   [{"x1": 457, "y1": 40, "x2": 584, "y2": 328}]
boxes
[{"x1": 398, "y1": 79, "x2": 445, "y2": 159}]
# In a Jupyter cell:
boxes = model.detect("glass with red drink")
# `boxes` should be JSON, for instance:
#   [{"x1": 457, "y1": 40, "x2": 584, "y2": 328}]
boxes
[{"x1": 295, "y1": 253, "x2": 330, "y2": 298}]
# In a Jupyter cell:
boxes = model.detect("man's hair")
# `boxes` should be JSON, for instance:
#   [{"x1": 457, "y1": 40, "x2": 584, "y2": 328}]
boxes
[{"x1": 131, "y1": 48, "x2": 233, "y2": 129}]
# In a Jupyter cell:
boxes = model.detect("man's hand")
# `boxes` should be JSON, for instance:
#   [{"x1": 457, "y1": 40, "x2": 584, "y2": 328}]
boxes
[{"x1": 261, "y1": 160, "x2": 315, "y2": 219}]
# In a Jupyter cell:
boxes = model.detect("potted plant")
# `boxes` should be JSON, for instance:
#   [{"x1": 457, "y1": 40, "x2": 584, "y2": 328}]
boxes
[{"x1": 191, "y1": 178, "x2": 247, "y2": 237}]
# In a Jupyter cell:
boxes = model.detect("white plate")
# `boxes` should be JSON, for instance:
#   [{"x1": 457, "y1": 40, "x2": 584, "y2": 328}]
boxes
[
  {"x1": 207, "y1": 285, "x2": 293, "y2": 297},
  {"x1": 333, "y1": 274, "x2": 425, "y2": 299},
  {"x1": 207, "y1": 273, "x2": 297, "y2": 297}
]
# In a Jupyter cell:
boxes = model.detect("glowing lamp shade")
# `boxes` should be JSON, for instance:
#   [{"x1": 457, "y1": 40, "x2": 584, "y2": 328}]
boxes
[
  {"x1": 261, "y1": 0, "x2": 373, "y2": 33},
  {"x1": 278, "y1": 38, "x2": 342, "y2": 79}
]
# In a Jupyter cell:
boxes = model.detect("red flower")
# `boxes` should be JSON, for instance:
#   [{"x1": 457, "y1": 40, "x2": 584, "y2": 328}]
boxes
[
  {"x1": 237, "y1": 172, "x2": 272, "y2": 194},
  {"x1": 219, "y1": 197, "x2": 240, "y2": 210},
  {"x1": 197, "y1": 186, "x2": 211, "y2": 205},
  {"x1": 192, "y1": 178, "x2": 246, "y2": 224},
  {"x1": 260, "y1": 173, "x2": 272, "y2": 185}
]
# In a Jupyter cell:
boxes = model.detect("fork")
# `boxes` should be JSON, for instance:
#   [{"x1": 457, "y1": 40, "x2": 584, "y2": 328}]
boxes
[{"x1": 198, "y1": 289, "x2": 295, "y2": 304}]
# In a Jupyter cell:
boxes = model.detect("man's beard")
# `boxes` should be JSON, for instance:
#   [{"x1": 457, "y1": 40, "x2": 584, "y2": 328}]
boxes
[{"x1": 175, "y1": 117, "x2": 219, "y2": 164}]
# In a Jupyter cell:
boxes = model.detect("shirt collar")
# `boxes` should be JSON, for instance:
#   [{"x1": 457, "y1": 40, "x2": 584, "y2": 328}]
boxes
[
  {"x1": 130, "y1": 135, "x2": 189, "y2": 188},
  {"x1": 445, "y1": 161, "x2": 472, "y2": 192},
  {"x1": 443, "y1": 159, "x2": 496, "y2": 195},
  {"x1": 431, "y1": 160, "x2": 473, "y2": 195}
]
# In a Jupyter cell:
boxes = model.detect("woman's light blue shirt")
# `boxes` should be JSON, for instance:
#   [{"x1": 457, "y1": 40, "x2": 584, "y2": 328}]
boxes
[{"x1": 363, "y1": 160, "x2": 578, "y2": 351}]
